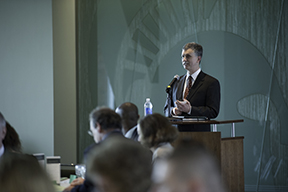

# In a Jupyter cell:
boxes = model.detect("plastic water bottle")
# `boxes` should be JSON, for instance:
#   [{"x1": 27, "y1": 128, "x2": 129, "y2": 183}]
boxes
[{"x1": 144, "y1": 98, "x2": 153, "y2": 116}]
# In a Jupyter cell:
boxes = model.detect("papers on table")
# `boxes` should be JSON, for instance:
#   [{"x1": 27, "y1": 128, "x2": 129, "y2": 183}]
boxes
[{"x1": 169, "y1": 116, "x2": 208, "y2": 121}]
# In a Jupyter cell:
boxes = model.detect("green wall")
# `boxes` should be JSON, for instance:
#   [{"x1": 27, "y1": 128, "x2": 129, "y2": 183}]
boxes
[
  {"x1": 0, "y1": 0, "x2": 54, "y2": 157},
  {"x1": 0, "y1": 0, "x2": 77, "y2": 165},
  {"x1": 77, "y1": 0, "x2": 288, "y2": 190}
]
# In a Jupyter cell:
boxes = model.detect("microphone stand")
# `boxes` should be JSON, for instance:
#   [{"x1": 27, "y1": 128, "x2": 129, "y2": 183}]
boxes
[{"x1": 166, "y1": 86, "x2": 173, "y2": 118}]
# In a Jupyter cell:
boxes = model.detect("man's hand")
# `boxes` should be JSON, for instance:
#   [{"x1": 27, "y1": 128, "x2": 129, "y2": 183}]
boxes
[
  {"x1": 70, "y1": 177, "x2": 85, "y2": 186},
  {"x1": 173, "y1": 107, "x2": 182, "y2": 116},
  {"x1": 175, "y1": 99, "x2": 191, "y2": 114},
  {"x1": 63, "y1": 178, "x2": 85, "y2": 192}
]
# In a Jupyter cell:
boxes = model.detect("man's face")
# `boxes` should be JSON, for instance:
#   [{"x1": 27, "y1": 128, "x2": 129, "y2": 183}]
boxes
[
  {"x1": 90, "y1": 120, "x2": 101, "y2": 143},
  {"x1": 181, "y1": 48, "x2": 201, "y2": 74}
]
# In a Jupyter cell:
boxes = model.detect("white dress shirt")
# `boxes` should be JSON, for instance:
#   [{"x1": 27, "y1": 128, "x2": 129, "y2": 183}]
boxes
[
  {"x1": 125, "y1": 126, "x2": 137, "y2": 138},
  {"x1": 183, "y1": 68, "x2": 201, "y2": 98}
]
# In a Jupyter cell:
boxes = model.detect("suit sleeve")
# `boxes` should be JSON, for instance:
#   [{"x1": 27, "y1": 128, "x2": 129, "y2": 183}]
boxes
[{"x1": 164, "y1": 93, "x2": 173, "y2": 117}]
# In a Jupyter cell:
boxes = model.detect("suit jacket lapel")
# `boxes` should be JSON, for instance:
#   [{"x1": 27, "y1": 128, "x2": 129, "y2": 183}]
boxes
[
  {"x1": 186, "y1": 71, "x2": 205, "y2": 100},
  {"x1": 176, "y1": 75, "x2": 186, "y2": 100}
]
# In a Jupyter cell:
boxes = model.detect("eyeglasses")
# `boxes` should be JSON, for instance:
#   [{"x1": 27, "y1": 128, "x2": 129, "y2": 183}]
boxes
[{"x1": 87, "y1": 130, "x2": 93, "y2": 136}]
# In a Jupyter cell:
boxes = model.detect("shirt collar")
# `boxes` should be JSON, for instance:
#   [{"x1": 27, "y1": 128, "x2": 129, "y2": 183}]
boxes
[
  {"x1": 102, "y1": 129, "x2": 122, "y2": 141},
  {"x1": 125, "y1": 126, "x2": 137, "y2": 138},
  {"x1": 187, "y1": 68, "x2": 201, "y2": 81}
]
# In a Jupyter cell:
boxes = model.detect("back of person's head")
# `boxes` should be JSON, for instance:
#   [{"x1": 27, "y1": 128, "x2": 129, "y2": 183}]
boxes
[
  {"x1": 87, "y1": 137, "x2": 152, "y2": 192},
  {"x1": 115, "y1": 102, "x2": 139, "y2": 132},
  {"x1": 89, "y1": 107, "x2": 122, "y2": 131},
  {"x1": 138, "y1": 113, "x2": 178, "y2": 148},
  {"x1": 183, "y1": 42, "x2": 203, "y2": 58},
  {"x1": 0, "y1": 153, "x2": 56, "y2": 192},
  {"x1": 3, "y1": 121, "x2": 22, "y2": 153},
  {"x1": 0, "y1": 112, "x2": 6, "y2": 130},
  {"x1": 0, "y1": 112, "x2": 7, "y2": 146},
  {"x1": 152, "y1": 139, "x2": 226, "y2": 192}
]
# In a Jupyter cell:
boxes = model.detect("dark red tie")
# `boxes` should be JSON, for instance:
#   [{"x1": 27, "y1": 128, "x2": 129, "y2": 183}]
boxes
[{"x1": 184, "y1": 76, "x2": 192, "y2": 99}]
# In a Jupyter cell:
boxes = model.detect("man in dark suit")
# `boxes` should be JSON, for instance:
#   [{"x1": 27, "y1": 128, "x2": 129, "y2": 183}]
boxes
[
  {"x1": 115, "y1": 102, "x2": 139, "y2": 142},
  {"x1": 164, "y1": 42, "x2": 220, "y2": 132},
  {"x1": 64, "y1": 107, "x2": 123, "y2": 192},
  {"x1": 0, "y1": 112, "x2": 7, "y2": 158}
]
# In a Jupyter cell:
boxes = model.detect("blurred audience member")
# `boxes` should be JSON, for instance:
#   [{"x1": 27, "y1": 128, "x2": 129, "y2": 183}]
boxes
[
  {"x1": 138, "y1": 113, "x2": 178, "y2": 162},
  {"x1": 87, "y1": 137, "x2": 152, "y2": 192},
  {"x1": 64, "y1": 107, "x2": 123, "y2": 192},
  {"x1": 0, "y1": 153, "x2": 56, "y2": 192},
  {"x1": 0, "y1": 112, "x2": 7, "y2": 158},
  {"x1": 3, "y1": 121, "x2": 22, "y2": 153},
  {"x1": 115, "y1": 102, "x2": 139, "y2": 141},
  {"x1": 151, "y1": 139, "x2": 226, "y2": 192}
]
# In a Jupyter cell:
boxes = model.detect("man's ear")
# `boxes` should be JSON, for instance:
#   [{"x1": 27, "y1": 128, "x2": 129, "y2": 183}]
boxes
[{"x1": 96, "y1": 122, "x2": 103, "y2": 133}]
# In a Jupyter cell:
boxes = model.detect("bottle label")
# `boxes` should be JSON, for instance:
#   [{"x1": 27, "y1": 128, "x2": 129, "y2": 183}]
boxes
[{"x1": 145, "y1": 108, "x2": 152, "y2": 116}]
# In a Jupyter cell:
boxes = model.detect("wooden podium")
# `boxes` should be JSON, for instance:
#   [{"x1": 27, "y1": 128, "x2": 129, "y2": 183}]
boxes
[{"x1": 171, "y1": 119, "x2": 244, "y2": 192}]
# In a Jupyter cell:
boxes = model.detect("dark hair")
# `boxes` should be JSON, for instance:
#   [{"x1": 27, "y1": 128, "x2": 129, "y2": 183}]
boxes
[
  {"x1": 3, "y1": 122, "x2": 22, "y2": 153},
  {"x1": 87, "y1": 137, "x2": 152, "y2": 192},
  {"x1": 182, "y1": 42, "x2": 203, "y2": 58},
  {"x1": 116, "y1": 102, "x2": 139, "y2": 132},
  {"x1": 89, "y1": 107, "x2": 122, "y2": 130},
  {"x1": 139, "y1": 113, "x2": 178, "y2": 148},
  {"x1": 0, "y1": 112, "x2": 6, "y2": 129},
  {"x1": 116, "y1": 102, "x2": 139, "y2": 122}
]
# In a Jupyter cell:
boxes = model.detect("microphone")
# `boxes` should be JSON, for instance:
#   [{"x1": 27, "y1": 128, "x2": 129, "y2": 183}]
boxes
[{"x1": 166, "y1": 75, "x2": 179, "y2": 93}]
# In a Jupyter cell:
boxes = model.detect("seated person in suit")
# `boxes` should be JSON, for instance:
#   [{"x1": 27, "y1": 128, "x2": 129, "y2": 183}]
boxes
[
  {"x1": 151, "y1": 139, "x2": 226, "y2": 192},
  {"x1": 164, "y1": 42, "x2": 220, "y2": 132},
  {"x1": 137, "y1": 113, "x2": 178, "y2": 162},
  {"x1": 0, "y1": 153, "x2": 56, "y2": 192},
  {"x1": 0, "y1": 112, "x2": 7, "y2": 158},
  {"x1": 86, "y1": 137, "x2": 152, "y2": 192},
  {"x1": 115, "y1": 102, "x2": 139, "y2": 141},
  {"x1": 64, "y1": 107, "x2": 123, "y2": 192}
]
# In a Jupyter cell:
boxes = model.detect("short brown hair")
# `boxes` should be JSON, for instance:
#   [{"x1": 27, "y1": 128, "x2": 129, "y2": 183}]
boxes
[
  {"x1": 89, "y1": 107, "x2": 122, "y2": 130},
  {"x1": 182, "y1": 42, "x2": 203, "y2": 58},
  {"x1": 138, "y1": 113, "x2": 178, "y2": 148}
]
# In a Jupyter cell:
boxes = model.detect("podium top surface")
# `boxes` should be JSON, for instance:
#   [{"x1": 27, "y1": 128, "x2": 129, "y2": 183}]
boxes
[{"x1": 169, "y1": 118, "x2": 244, "y2": 125}]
